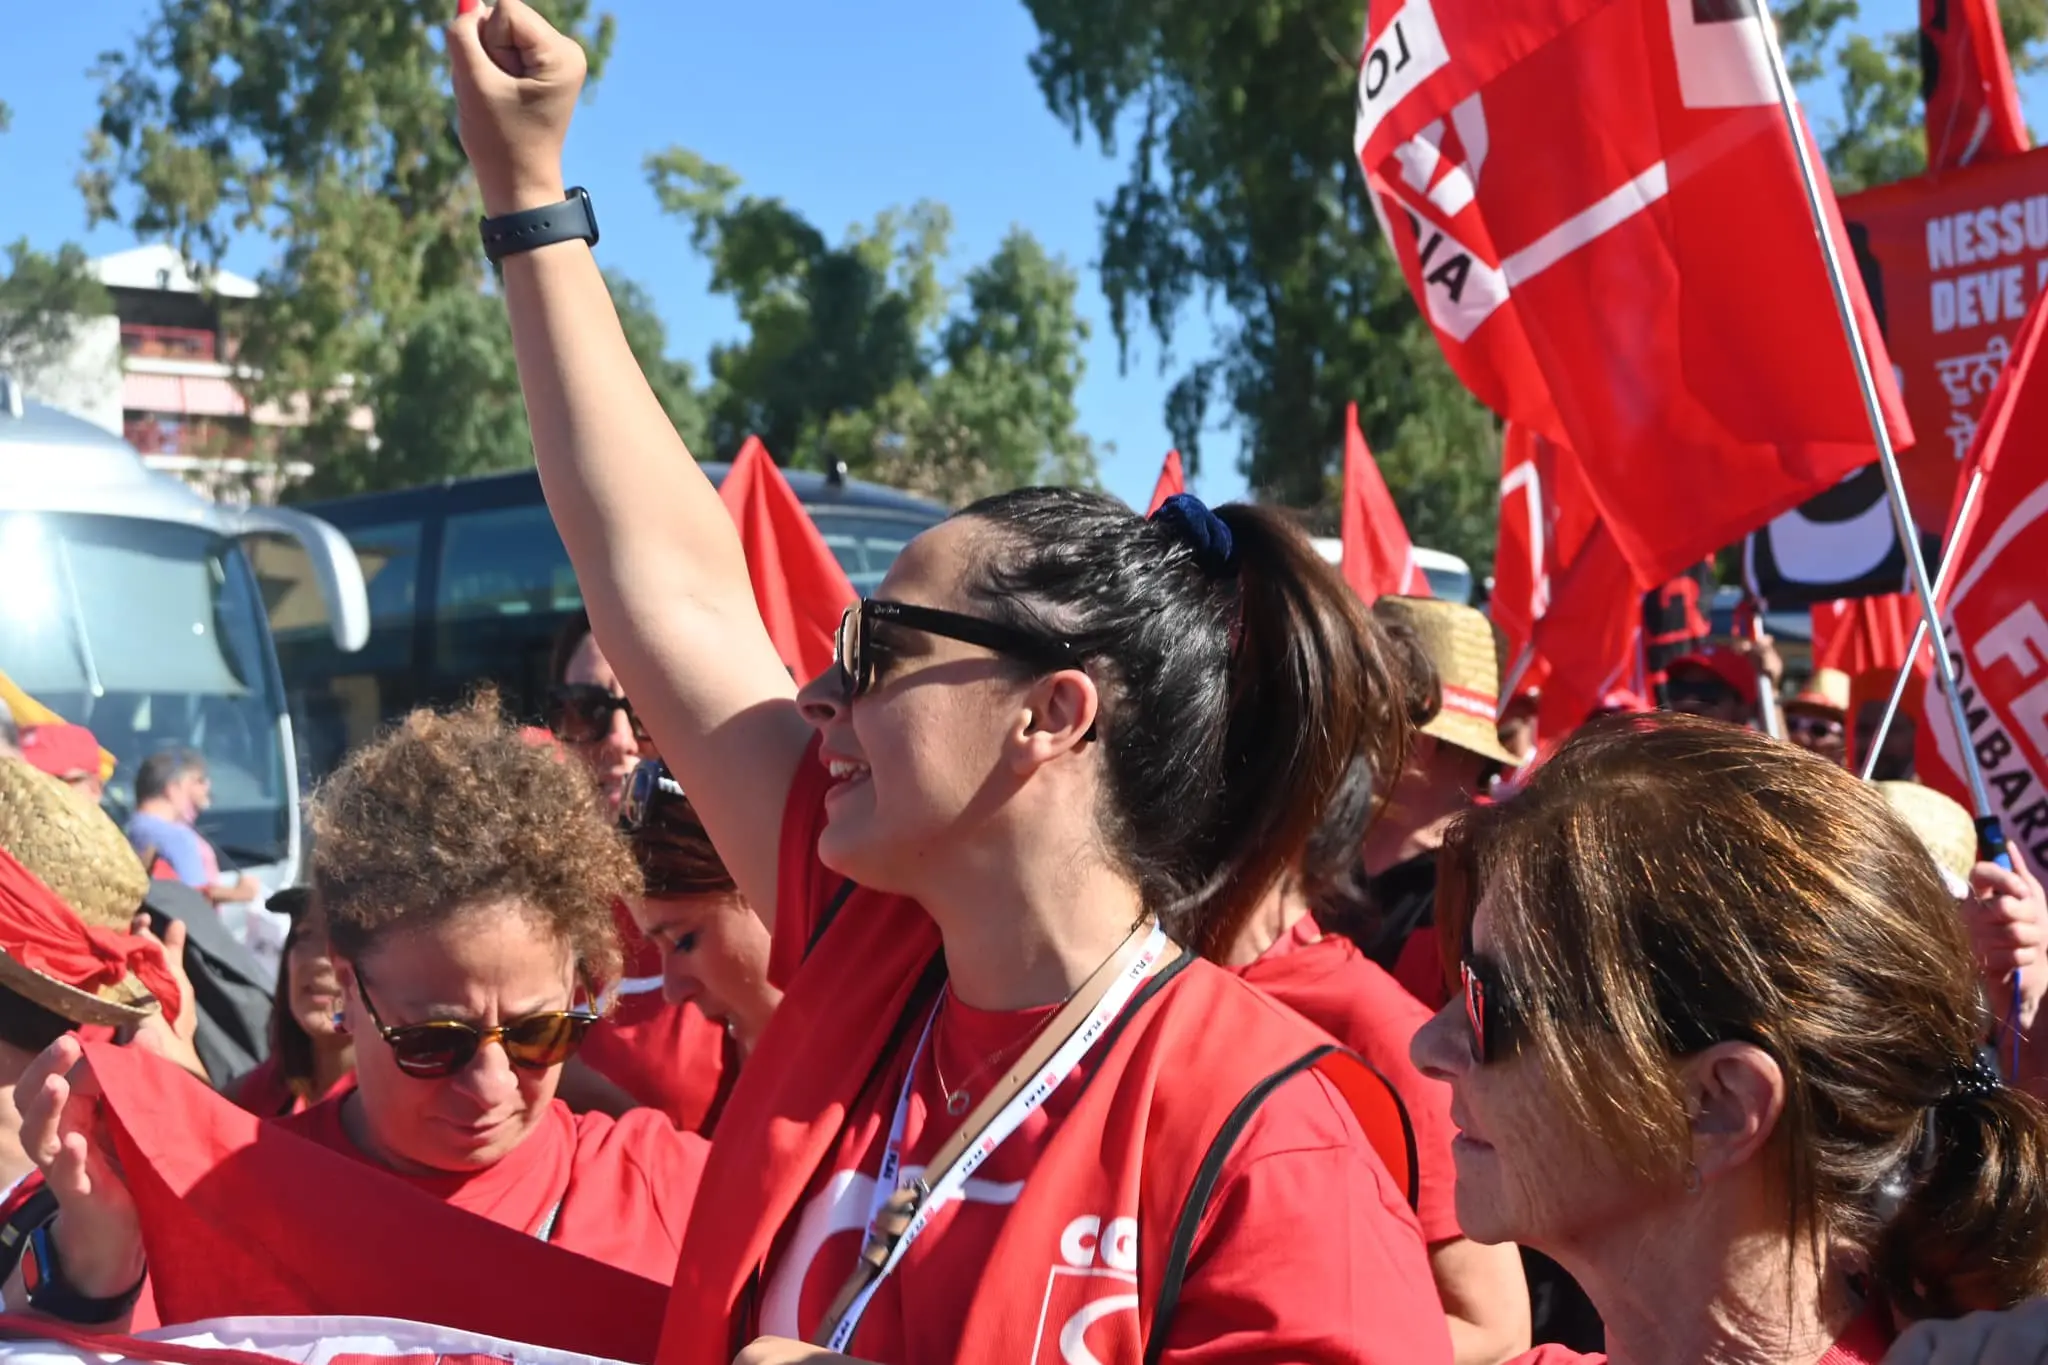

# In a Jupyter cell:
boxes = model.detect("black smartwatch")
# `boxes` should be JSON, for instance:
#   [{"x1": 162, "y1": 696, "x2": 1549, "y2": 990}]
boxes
[
  {"x1": 21, "y1": 1220, "x2": 146, "y2": 1324},
  {"x1": 479, "y1": 187, "x2": 599, "y2": 263}
]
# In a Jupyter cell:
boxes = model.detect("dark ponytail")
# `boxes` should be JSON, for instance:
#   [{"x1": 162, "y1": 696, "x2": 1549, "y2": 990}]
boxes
[
  {"x1": 1872, "y1": 1082, "x2": 2048, "y2": 1318},
  {"x1": 958, "y1": 488, "x2": 1407, "y2": 959}
]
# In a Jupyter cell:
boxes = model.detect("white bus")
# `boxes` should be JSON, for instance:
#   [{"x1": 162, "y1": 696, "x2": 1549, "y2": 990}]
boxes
[
  {"x1": 0, "y1": 376, "x2": 369, "y2": 889},
  {"x1": 1308, "y1": 538, "x2": 1475, "y2": 605}
]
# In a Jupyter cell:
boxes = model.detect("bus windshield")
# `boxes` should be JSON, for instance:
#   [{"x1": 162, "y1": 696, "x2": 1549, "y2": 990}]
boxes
[{"x1": 0, "y1": 511, "x2": 292, "y2": 869}]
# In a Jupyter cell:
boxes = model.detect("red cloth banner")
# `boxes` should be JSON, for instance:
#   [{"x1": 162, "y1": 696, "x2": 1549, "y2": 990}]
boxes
[
  {"x1": 1355, "y1": 0, "x2": 1910, "y2": 587},
  {"x1": 717, "y1": 437, "x2": 859, "y2": 683},
  {"x1": 1923, "y1": 0, "x2": 2030, "y2": 175},
  {"x1": 1341, "y1": 402, "x2": 1431, "y2": 600},
  {"x1": 0, "y1": 1316, "x2": 634, "y2": 1365},
  {"x1": 1838, "y1": 145, "x2": 2048, "y2": 528},
  {"x1": 0, "y1": 849, "x2": 178, "y2": 1024},
  {"x1": 1145, "y1": 450, "x2": 1187, "y2": 514},
  {"x1": 1918, "y1": 291, "x2": 2048, "y2": 870}
]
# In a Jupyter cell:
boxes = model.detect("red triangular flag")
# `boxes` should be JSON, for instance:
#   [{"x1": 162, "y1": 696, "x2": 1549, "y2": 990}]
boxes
[
  {"x1": 717, "y1": 438, "x2": 859, "y2": 682},
  {"x1": 1145, "y1": 450, "x2": 1186, "y2": 514},
  {"x1": 1923, "y1": 0, "x2": 2030, "y2": 175},
  {"x1": 1340, "y1": 403, "x2": 1430, "y2": 602},
  {"x1": 86, "y1": 1042, "x2": 667, "y2": 1358}
]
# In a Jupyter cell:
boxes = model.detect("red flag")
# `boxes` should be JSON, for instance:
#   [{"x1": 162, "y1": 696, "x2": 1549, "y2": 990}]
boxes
[
  {"x1": 85, "y1": 1042, "x2": 667, "y2": 1359},
  {"x1": 1340, "y1": 403, "x2": 1431, "y2": 600},
  {"x1": 717, "y1": 437, "x2": 859, "y2": 682},
  {"x1": 1146, "y1": 450, "x2": 1187, "y2": 514},
  {"x1": 0, "y1": 1316, "x2": 637, "y2": 1365},
  {"x1": 1923, "y1": 0, "x2": 2030, "y2": 175},
  {"x1": 1812, "y1": 595, "x2": 1915, "y2": 678},
  {"x1": 1494, "y1": 425, "x2": 1636, "y2": 734},
  {"x1": 1917, "y1": 289, "x2": 2048, "y2": 865},
  {"x1": 1355, "y1": 0, "x2": 1912, "y2": 587}
]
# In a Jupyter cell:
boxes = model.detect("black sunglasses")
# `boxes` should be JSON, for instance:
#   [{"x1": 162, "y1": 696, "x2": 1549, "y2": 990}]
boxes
[
  {"x1": 1787, "y1": 713, "x2": 1844, "y2": 740},
  {"x1": 354, "y1": 964, "x2": 596, "y2": 1079},
  {"x1": 619, "y1": 757, "x2": 686, "y2": 833},
  {"x1": 547, "y1": 683, "x2": 648, "y2": 745},
  {"x1": 833, "y1": 599, "x2": 1083, "y2": 700},
  {"x1": 1461, "y1": 955, "x2": 1522, "y2": 1066}
]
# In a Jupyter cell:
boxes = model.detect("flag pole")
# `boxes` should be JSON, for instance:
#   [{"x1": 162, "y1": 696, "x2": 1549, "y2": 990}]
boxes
[
  {"x1": 1754, "y1": 7, "x2": 2022, "y2": 1069},
  {"x1": 1857, "y1": 463, "x2": 1989, "y2": 782}
]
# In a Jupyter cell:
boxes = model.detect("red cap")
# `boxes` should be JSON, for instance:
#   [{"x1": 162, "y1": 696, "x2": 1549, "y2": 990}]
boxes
[
  {"x1": 1664, "y1": 647, "x2": 1759, "y2": 707},
  {"x1": 19, "y1": 723, "x2": 101, "y2": 779}
]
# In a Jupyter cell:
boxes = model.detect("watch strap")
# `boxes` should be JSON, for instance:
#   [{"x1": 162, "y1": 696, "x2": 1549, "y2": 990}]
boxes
[
  {"x1": 22, "y1": 1220, "x2": 146, "y2": 1324},
  {"x1": 479, "y1": 187, "x2": 598, "y2": 263}
]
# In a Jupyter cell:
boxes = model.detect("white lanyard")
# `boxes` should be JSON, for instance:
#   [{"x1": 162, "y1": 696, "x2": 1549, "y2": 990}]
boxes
[{"x1": 825, "y1": 922, "x2": 1170, "y2": 1351}]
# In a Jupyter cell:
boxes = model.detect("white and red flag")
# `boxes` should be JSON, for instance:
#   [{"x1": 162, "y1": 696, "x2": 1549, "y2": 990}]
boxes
[
  {"x1": 1918, "y1": 289, "x2": 2048, "y2": 867},
  {"x1": 0, "y1": 1316, "x2": 631, "y2": 1365},
  {"x1": 1355, "y1": 0, "x2": 1912, "y2": 587},
  {"x1": 1340, "y1": 403, "x2": 1432, "y2": 600}
]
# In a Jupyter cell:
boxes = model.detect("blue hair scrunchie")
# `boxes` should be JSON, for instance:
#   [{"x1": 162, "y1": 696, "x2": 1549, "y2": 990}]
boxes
[{"x1": 1150, "y1": 493, "x2": 1238, "y2": 577}]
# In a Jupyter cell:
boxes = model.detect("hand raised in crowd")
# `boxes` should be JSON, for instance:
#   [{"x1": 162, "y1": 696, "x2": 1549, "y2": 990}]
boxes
[
  {"x1": 1887, "y1": 1297, "x2": 2048, "y2": 1363},
  {"x1": 125, "y1": 913, "x2": 209, "y2": 1082},
  {"x1": 1962, "y1": 854, "x2": 2048, "y2": 1033},
  {"x1": 13, "y1": 1035, "x2": 147, "y2": 1306},
  {"x1": 447, "y1": 0, "x2": 585, "y2": 216}
]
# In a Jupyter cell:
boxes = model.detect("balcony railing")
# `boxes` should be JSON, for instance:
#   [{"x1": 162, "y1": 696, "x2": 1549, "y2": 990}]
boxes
[{"x1": 120, "y1": 323, "x2": 220, "y2": 362}]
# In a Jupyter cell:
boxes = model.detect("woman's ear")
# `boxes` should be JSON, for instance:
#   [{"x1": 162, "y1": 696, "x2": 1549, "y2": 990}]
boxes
[
  {"x1": 1684, "y1": 1041, "x2": 1785, "y2": 1185},
  {"x1": 1010, "y1": 669, "x2": 1101, "y2": 772}
]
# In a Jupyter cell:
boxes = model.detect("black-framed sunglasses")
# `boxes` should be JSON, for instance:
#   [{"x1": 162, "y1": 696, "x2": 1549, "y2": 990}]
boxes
[
  {"x1": 1786, "y1": 712, "x2": 1845, "y2": 741},
  {"x1": 619, "y1": 757, "x2": 686, "y2": 833},
  {"x1": 546, "y1": 683, "x2": 648, "y2": 745},
  {"x1": 354, "y1": 964, "x2": 597, "y2": 1079},
  {"x1": 833, "y1": 599, "x2": 1083, "y2": 700},
  {"x1": 1461, "y1": 955, "x2": 1522, "y2": 1066}
]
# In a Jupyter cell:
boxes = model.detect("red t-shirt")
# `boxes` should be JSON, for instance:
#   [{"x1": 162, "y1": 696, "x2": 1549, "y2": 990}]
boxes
[
  {"x1": 229, "y1": 1056, "x2": 357, "y2": 1118},
  {"x1": 1237, "y1": 917, "x2": 1464, "y2": 1244},
  {"x1": 1393, "y1": 925, "x2": 1451, "y2": 1011},
  {"x1": 756, "y1": 744, "x2": 1447, "y2": 1364},
  {"x1": 279, "y1": 1094, "x2": 702, "y2": 1285},
  {"x1": 1510, "y1": 1306, "x2": 1893, "y2": 1364}
]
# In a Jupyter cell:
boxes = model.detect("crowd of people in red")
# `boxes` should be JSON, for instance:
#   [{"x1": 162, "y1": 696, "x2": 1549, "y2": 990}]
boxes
[{"x1": 5, "y1": 3, "x2": 2048, "y2": 1363}]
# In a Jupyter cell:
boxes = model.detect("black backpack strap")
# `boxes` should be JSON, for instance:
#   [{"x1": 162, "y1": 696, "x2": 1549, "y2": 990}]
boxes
[
  {"x1": 1143, "y1": 1044, "x2": 1347, "y2": 1365},
  {"x1": 803, "y1": 879, "x2": 860, "y2": 962}
]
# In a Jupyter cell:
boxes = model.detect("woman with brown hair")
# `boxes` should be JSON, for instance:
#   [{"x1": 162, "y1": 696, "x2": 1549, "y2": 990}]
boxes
[
  {"x1": 1412, "y1": 713, "x2": 2048, "y2": 1365},
  {"x1": 12, "y1": 697, "x2": 704, "y2": 1344},
  {"x1": 229, "y1": 887, "x2": 356, "y2": 1117},
  {"x1": 443, "y1": 5, "x2": 1451, "y2": 1362}
]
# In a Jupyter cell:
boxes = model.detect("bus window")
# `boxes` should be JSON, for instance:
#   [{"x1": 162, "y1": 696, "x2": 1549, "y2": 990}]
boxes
[
  {"x1": 434, "y1": 501, "x2": 581, "y2": 706},
  {"x1": 808, "y1": 508, "x2": 940, "y2": 595}
]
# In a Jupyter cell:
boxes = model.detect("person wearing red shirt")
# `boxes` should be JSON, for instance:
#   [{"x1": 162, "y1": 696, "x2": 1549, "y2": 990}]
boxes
[
  {"x1": 445, "y1": 8, "x2": 1453, "y2": 1361},
  {"x1": 1227, "y1": 752, "x2": 1531, "y2": 1365},
  {"x1": 1412, "y1": 715, "x2": 2048, "y2": 1365},
  {"x1": 13, "y1": 698, "x2": 705, "y2": 1343},
  {"x1": 229, "y1": 887, "x2": 356, "y2": 1118}
]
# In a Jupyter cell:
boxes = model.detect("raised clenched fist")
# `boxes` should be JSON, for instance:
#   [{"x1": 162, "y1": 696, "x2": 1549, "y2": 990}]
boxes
[{"x1": 447, "y1": 0, "x2": 586, "y2": 217}]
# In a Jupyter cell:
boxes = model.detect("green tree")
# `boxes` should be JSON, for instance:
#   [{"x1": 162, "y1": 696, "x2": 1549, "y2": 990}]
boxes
[
  {"x1": 81, "y1": 0, "x2": 616, "y2": 475},
  {"x1": 0, "y1": 241, "x2": 114, "y2": 381},
  {"x1": 1020, "y1": 0, "x2": 1499, "y2": 571},
  {"x1": 648, "y1": 147, "x2": 1099, "y2": 500},
  {"x1": 294, "y1": 272, "x2": 706, "y2": 497}
]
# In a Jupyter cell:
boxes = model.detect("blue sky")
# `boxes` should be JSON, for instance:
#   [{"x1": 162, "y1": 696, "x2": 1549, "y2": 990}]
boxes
[
  {"x1": 3, "y1": 0, "x2": 1239, "y2": 511},
  {"x1": 4, "y1": 1, "x2": 2042, "y2": 514}
]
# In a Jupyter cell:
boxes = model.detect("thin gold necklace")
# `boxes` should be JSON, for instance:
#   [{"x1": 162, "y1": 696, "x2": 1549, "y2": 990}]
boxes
[{"x1": 928, "y1": 983, "x2": 1059, "y2": 1117}]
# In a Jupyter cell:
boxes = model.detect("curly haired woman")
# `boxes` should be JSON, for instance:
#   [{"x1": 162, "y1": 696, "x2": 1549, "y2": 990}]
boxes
[{"x1": 10, "y1": 696, "x2": 705, "y2": 1338}]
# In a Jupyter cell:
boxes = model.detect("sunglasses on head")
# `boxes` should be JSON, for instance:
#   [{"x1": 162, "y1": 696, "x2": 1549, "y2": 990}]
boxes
[
  {"x1": 619, "y1": 757, "x2": 686, "y2": 833},
  {"x1": 354, "y1": 963, "x2": 597, "y2": 1079},
  {"x1": 547, "y1": 683, "x2": 648, "y2": 745}
]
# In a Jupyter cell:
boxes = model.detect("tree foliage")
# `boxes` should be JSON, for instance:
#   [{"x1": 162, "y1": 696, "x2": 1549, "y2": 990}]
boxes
[
  {"x1": 80, "y1": 0, "x2": 616, "y2": 482},
  {"x1": 1020, "y1": 0, "x2": 1499, "y2": 570},
  {"x1": 648, "y1": 147, "x2": 1099, "y2": 500},
  {"x1": 294, "y1": 273, "x2": 705, "y2": 498},
  {"x1": 0, "y1": 241, "x2": 114, "y2": 382}
]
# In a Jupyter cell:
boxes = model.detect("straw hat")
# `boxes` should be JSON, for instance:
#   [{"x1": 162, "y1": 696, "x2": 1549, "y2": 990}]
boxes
[
  {"x1": 1376, "y1": 596, "x2": 1522, "y2": 768},
  {"x1": 1877, "y1": 780, "x2": 1976, "y2": 889},
  {"x1": 1787, "y1": 667, "x2": 1851, "y2": 718},
  {"x1": 0, "y1": 758, "x2": 149, "y2": 932},
  {"x1": 0, "y1": 931, "x2": 157, "y2": 1028}
]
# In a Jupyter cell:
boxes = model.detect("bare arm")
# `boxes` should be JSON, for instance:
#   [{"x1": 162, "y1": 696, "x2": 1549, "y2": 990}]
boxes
[
  {"x1": 1429, "y1": 1238, "x2": 1533, "y2": 1365},
  {"x1": 449, "y1": 1, "x2": 810, "y2": 921}
]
